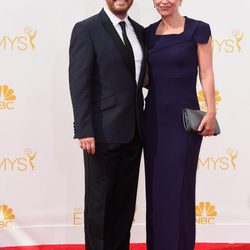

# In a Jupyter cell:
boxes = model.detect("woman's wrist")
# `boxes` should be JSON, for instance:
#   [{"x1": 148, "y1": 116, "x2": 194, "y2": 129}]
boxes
[{"x1": 207, "y1": 110, "x2": 216, "y2": 116}]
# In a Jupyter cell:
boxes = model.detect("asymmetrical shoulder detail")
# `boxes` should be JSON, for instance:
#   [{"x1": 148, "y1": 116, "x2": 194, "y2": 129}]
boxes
[
  {"x1": 145, "y1": 17, "x2": 212, "y2": 52},
  {"x1": 192, "y1": 20, "x2": 211, "y2": 44}
]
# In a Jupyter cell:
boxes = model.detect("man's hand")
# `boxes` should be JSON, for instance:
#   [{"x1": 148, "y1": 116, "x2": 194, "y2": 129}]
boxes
[{"x1": 79, "y1": 137, "x2": 95, "y2": 155}]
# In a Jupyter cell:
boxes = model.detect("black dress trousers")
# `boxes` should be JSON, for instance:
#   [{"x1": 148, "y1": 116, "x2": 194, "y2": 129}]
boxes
[{"x1": 83, "y1": 130, "x2": 142, "y2": 250}]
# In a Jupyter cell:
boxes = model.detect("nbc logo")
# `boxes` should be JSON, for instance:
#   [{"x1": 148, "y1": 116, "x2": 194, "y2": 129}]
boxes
[
  {"x1": 197, "y1": 89, "x2": 222, "y2": 111},
  {"x1": 196, "y1": 201, "x2": 218, "y2": 225},
  {"x1": 0, "y1": 204, "x2": 15, "y2": 228},
  {"x1": 0, "y1": 85, "x2": 16, "y2": 110},
  {"x1": 0, "y1": 27, "x2": 37, "y2": 51},
  {"x1": 212, "y1": 29, "x2": 244, "y2": 53}
]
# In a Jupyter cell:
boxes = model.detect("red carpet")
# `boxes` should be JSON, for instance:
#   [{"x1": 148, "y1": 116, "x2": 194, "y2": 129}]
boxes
[{"x1": 1, "y1": 244, "x2": 250, "y2": 250}]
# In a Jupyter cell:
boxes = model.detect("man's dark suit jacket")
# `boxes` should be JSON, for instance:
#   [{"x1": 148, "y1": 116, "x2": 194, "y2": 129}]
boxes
[{"x1": 69, "y1": 9, "x2": 146, "y2": 143}]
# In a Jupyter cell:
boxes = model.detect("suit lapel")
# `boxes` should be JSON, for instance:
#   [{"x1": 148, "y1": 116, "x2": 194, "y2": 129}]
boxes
[
  {"x1": 99, "y1": 9, "x2": 133, "y2": 75},
  {"x1": 99, "y1": 9, "x2": 146, "y2": 86}
]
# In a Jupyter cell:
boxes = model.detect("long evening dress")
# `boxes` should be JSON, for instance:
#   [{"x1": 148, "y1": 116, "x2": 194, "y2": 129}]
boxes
[{"x1": 144, "y1": 17, "x2": 211, "y2": 250}]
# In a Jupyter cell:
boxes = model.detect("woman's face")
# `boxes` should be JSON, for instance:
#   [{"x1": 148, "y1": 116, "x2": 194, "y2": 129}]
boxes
[{"x1": 153, "y1": 0, "x2": 182, "y2": 17}]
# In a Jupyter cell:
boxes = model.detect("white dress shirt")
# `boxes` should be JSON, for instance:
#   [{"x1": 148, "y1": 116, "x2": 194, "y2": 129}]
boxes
[{"x1": 104, "y1": 6, "x2": 143, "y2": 84}]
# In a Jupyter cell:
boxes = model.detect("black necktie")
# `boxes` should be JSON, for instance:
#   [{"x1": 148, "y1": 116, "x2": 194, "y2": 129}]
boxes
[{"x1": 119, "y1": 21, "x2": 135, "y2": 79}]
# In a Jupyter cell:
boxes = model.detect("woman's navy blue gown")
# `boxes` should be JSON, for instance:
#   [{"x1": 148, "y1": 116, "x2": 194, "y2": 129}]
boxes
[{"x1": 144, "y1": 17, "x2": 211, "y2": 250}]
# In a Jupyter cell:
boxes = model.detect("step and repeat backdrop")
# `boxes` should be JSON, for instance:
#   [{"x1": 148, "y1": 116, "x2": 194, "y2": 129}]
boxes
[{"x1": 0, "y1": 0, "x2": 249, "y2": 247}]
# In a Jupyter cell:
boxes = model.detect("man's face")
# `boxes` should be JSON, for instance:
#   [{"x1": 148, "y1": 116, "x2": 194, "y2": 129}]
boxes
[{"x1": 106, "y1": 0, "x2": 134, "y2": 16}]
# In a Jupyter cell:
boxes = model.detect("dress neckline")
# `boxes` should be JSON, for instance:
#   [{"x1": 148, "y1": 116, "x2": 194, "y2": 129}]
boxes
[{"x1": 154, "y1": 16, "x2": 188, "y2": 36}]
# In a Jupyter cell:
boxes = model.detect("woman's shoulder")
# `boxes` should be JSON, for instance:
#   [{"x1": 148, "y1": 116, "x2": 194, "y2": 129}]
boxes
[
  {"x1": 144, "y1": 21, "x2": 160, "y2": 45},
  {"x1": 186, "y1": 17, "x2": 209, "y2": 26},
  {"x1": 186, "y1": 17, "x2": 210, "y2": 32},
  {"x1": 144, "y1": 20, "x2": 160, "y2": 34},
  {"x1": 186, "y1": 17, "x2": 212, "y2": 43}
]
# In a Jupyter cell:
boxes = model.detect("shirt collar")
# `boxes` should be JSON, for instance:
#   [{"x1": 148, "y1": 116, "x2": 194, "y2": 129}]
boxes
[{"x1": 104, "y1": 6, "x2": 131, "y2": 27}]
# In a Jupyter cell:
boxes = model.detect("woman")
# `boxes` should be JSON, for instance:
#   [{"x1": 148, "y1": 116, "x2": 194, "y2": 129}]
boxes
[{"x1": 144, "y1": 0, "x2": 216, "y2": 249}]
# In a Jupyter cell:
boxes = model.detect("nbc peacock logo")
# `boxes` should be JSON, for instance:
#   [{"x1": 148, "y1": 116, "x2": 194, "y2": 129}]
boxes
[
  {"x1": 197, "y1": 89, "x2": 221, "y2": 111},
  {"x1": 0, "y1": 85, "x2": 16, "y2": 110},
  {"x1": 196, "y1": 201, "x2": 218, "y2": 225},
  {"x1": 0, "y1": 204, "x2": 15, "y2": 228}
]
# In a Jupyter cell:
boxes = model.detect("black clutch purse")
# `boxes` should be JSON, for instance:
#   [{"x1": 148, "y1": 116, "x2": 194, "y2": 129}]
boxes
[{"x1": 183, "y1": 108, "x2": 221, "y2": 136}]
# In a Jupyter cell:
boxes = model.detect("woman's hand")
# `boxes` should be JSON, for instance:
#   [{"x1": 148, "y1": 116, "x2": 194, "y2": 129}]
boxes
[{"x1": 198, "y1": 112, "x2": 216, "y2": 136}]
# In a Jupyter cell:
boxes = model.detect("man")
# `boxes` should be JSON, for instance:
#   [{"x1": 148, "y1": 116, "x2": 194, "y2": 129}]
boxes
[{"x1": 69, "y1": 0, "x2": 146, "y2": 249}]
